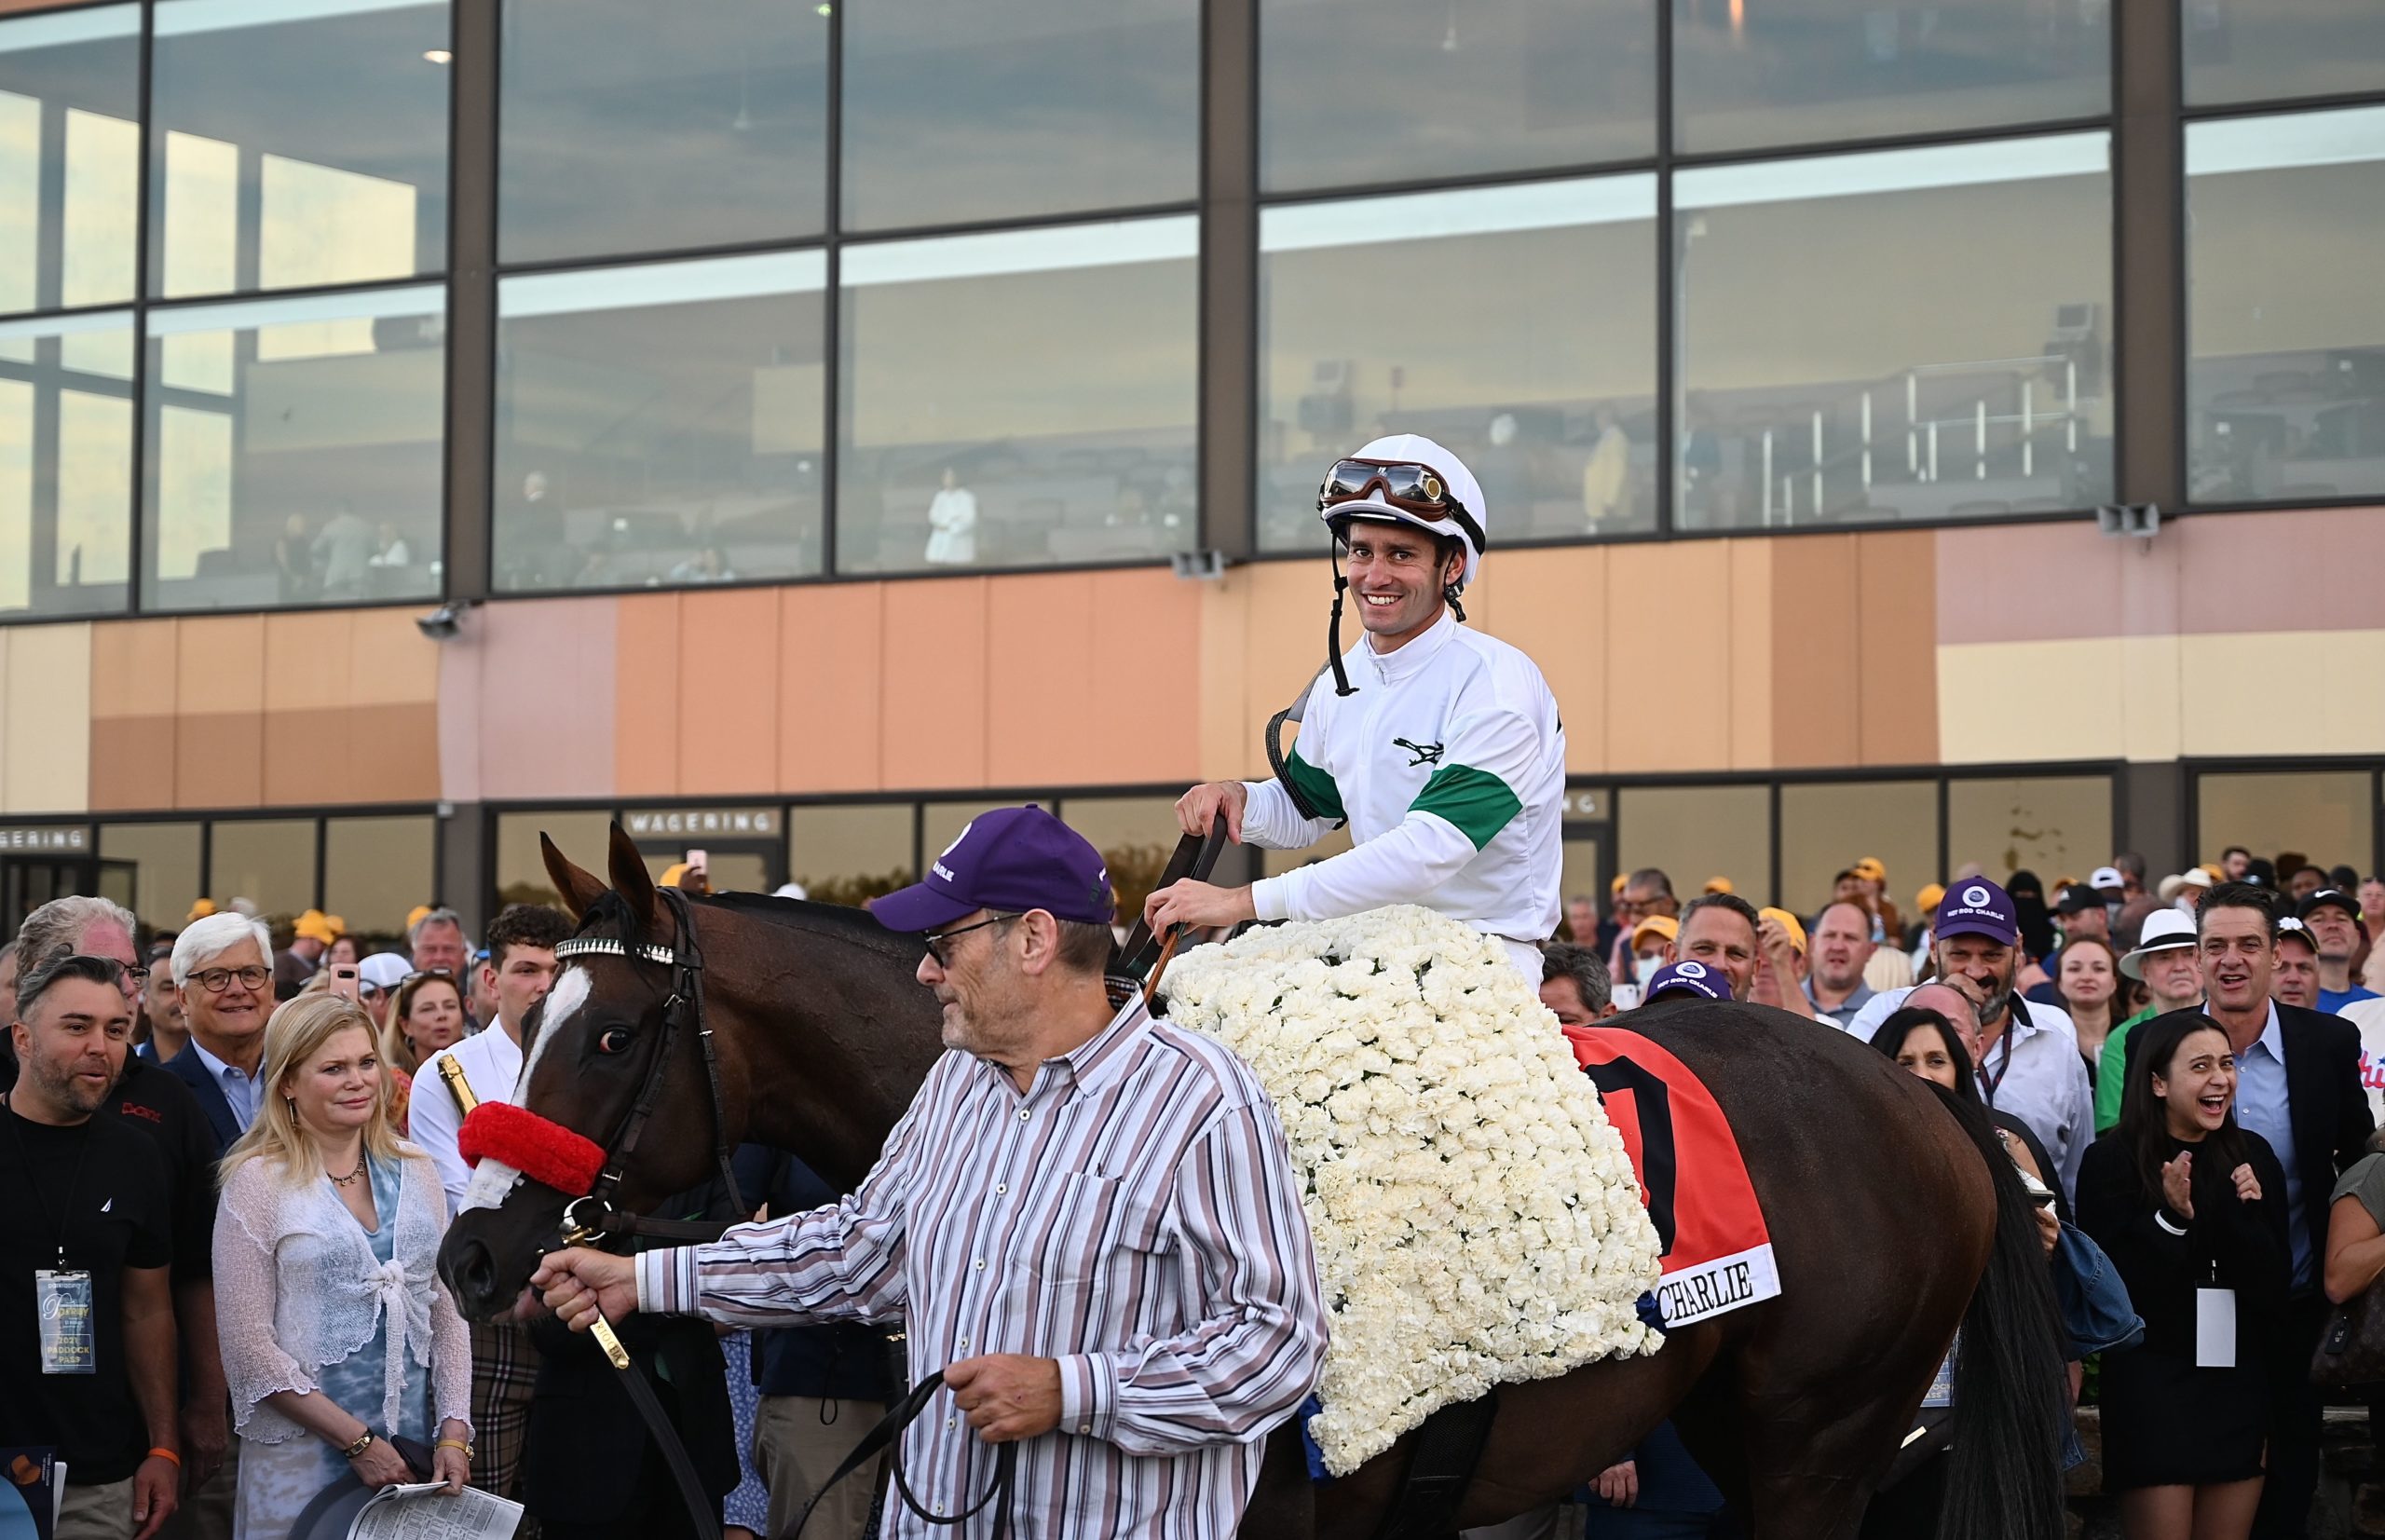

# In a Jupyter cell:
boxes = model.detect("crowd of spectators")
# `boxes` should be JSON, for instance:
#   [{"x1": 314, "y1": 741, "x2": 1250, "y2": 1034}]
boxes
[{"x1": 11, "y1": 837, "x2": 2385, "y2": 1540}]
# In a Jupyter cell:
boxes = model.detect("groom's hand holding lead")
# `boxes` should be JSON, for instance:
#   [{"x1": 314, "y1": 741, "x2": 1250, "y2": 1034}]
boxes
[{"x1": 532, "y1": 1247, "x2": 639, "y2": 1329}]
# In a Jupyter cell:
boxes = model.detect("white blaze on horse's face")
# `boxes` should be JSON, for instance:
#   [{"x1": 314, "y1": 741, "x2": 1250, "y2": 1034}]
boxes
[
  {"x1": 459, "y1": 1157, "x2": 525, "y2": 1214},
  {"x1": 513, "y1": 963, "x2": 592, "y2": 1101}
]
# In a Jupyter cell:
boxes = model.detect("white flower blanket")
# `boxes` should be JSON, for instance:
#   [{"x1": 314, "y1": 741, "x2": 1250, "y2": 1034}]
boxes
[{"x1": 1160, "y1": 906, "x2": 1663, "y2": 1475}]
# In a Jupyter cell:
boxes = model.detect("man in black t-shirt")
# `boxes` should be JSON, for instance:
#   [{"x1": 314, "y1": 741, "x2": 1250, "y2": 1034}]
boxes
[{"x1": 2, "y1": 956, "x2": 180, "y2": 1540}]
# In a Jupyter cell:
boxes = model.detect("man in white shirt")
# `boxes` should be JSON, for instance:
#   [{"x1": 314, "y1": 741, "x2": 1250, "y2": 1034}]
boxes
[
  {"x1": 1844, "y1": 880, "x2": 2093, "y2": 1202},
  {"x1": 408, "y1": 903, "x2": 568, "y2": 1510},
  {"x1": 1143, "y1": 435, "x2": 1565, "y2": 985}
]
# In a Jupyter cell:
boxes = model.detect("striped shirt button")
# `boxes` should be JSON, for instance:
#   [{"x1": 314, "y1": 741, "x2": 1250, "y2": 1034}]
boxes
[{"x1": 1018, "y1": 1109, "x2": 1030, "y2": 1121}]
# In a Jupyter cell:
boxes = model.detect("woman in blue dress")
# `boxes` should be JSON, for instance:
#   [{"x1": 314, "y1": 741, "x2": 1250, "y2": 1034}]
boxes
[{"x1": 213, "y1": 996, "x2": 475, "y2": 1538}]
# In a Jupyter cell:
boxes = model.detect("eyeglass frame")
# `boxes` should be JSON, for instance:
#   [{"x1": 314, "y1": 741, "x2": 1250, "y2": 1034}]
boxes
[
  {"x1": 920, "y1": 913, "x2": 1021, "y2": 969},
  {"x1": 189, "y1": 963, "x2": 271, "y2": 995}
]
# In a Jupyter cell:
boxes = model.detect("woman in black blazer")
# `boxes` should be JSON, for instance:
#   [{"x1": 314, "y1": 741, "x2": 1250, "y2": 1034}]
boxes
[{"x1": 2079, "y1": 1012, "x2": 2292, "y2": 1540}]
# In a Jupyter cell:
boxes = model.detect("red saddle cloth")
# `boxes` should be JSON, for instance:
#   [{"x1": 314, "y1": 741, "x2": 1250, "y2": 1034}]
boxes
[{"x1": 1564, "y1": 1025, "x2": 1780, "y2": 1327}]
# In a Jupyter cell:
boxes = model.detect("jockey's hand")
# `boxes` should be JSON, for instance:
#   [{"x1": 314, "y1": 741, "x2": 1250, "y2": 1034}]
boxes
[
  {"x1": 1592, "y1": 1460, "x2": 1638, "y2": 1507},
  {"x1": 531, "y1": 1247, "x2": 638, "y2": 1330},
  {"x1": 944, "y1": 1355, "x2": 1062, "y2": 1443},
  {"x1": 1143, "y1": 879, "x2": 1257, "y2": 936},
  {"x1": 1175, "y1": 782, "x2": 1248, "y2": 843}
]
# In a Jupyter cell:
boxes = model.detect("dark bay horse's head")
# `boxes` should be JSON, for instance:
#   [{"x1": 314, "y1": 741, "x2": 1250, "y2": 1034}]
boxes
[{"x1": 439, "y1": 825, "x2": 745, "y2": 1319}]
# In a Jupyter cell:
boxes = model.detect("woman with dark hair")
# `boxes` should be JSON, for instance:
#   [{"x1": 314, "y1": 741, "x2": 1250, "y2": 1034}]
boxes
[
  {"x1": 1870, "y1": 1006, "x2": 2065, "y2": 1224},
  {"x1": 2078, "y1": 1013, "x2": 2290, "y2": 1540}
]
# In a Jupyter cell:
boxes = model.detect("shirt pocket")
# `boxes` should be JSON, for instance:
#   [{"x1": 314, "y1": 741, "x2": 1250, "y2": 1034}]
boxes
[{"x1": 1020, "y1": 1173, "x2": 1174, "y2": 1326}]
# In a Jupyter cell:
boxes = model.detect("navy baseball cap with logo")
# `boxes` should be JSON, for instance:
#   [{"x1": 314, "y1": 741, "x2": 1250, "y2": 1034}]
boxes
[
  {"x1": 1936, "y1": 879, "x2": 2020, "y2": 946},
  {"x1": 1643, "y1": 960, "x2": 1731, "y2": 1003},
  {"x1": 870, "y1": 805, "x2": 1115, "y2": 933}
]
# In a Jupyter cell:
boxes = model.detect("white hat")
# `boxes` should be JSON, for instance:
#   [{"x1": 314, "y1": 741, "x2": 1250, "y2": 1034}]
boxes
[
  {"x1": 1317, "y1": 433, "x2": 1487, "y2": 592},
  {"x1": 772, "y1": 881, "x2": 808, "y2": 902},
  {"x1": 2090, "y1": 865, "x2": 2125, "y2": 892},
  {"x1": 2119, "y1": 909, "x2": 2198, "y2": 979},
  {"x1": 2157, "y1": 869, "x2": 2214, "y2": 903},
  {"x1": 358, "y1": 952, "x2": 412, "y2": 990}
]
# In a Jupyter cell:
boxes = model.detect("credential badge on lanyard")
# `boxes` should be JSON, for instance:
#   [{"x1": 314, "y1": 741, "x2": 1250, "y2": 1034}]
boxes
[{"x1": 35, "y1": 1269, "x2": 96, "y2": 1375}]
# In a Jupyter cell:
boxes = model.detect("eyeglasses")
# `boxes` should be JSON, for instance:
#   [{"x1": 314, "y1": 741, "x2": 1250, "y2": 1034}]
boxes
[
  {"x1": 191, "y1": 964, "x2": 270, "y2": 994},
  {"x1": 119, "y1": 964, "x2": 150, "y2": 988},
  {"x1": 1316, "y1": 459, "x2": 1487, "y2": 551},
  {"x1": 402, "y1": 968, "x2": 455, "y2": 985},
  {"x1": 921, "y1": 913, "x2": 1018, "y2": 969}
]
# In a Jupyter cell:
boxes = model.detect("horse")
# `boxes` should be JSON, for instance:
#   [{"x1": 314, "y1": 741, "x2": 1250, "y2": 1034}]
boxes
[{"x1": 439, "y1": 827, "x2": 2069, "y2": 1540}]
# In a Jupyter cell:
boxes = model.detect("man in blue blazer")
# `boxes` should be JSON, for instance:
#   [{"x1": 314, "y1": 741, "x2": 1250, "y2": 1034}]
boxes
[{"x1": 159, "y1": 912, "x2": 279, "y2": 1159}]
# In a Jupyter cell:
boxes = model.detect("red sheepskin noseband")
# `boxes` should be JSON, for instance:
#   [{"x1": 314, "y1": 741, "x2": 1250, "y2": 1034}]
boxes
[{"x1": 457, "y1": 1101, "x2": 607, "y2": 1198}]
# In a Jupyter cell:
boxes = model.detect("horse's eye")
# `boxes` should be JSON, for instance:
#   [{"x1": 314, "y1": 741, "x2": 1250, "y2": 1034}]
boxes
[{"x1": 596, "y1": 1028, "x2": 633, "y2": 1056}]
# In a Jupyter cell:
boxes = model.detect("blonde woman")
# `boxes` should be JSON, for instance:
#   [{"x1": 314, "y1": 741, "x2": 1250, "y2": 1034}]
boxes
[
  {"x1": 379, "y1": 972, "x2": 467, "y2": 1136},
  {"x1": 212, "y1": 995, "x2": 473, "y2": 1535}
]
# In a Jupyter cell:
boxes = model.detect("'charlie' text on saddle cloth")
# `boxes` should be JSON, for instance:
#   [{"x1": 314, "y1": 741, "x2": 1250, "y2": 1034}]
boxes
[{"x1": 1159, "y1": 906, "x2": 1662, "y2": 1476}]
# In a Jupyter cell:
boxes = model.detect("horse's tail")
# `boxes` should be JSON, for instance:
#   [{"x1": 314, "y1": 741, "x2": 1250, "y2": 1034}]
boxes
[{"x1": 1934, "y1": 1087, "x2": 2070, "y2": 1540}]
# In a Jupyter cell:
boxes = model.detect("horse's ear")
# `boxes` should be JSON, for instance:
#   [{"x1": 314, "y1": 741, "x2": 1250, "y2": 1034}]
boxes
[
  {"x1": 540, "y1": 834, "x2": 608, "y2": 922},
  {"x1": 606, "y1": 822, "x2": 661, "y2": 926}
]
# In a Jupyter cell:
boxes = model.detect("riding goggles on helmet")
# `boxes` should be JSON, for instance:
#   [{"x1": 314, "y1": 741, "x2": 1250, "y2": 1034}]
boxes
[{"x1": 1316, "y1": 458, "x2": 1488, "y2": 553}]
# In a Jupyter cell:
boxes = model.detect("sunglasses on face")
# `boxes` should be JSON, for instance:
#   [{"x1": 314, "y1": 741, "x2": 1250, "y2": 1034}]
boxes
[{"x1": 920, "y1": 913, "x2": 1018, "y2": 969}]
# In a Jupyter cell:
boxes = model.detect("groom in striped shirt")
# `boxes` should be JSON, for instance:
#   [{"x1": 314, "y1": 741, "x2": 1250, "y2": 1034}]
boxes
[{"x1": 533, "y1": 806, "x2": 1327, "y2": 1538}]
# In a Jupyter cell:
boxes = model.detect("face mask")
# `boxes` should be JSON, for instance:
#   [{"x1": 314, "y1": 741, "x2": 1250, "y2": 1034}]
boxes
[{"x1": 1634, "y1": 955, "x2": 1664, "y2": 985}]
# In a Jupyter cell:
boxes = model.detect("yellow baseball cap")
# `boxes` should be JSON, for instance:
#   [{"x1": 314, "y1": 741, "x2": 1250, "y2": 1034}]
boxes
[
  {"x1": 405, "y1": 904, "x2": 433, "y2": 931},
  {"x1": 1916, "y1": 882, "x2": 1946, "y2": 914},
  {"x1": 1703, "y1": 876, "x2": 1734, "y2": 895},
  {"x1": 1610, "y1": 873, "x2": 1629, "y2": 895},
  {"x1": 1852, "y1": 857, "x2": 1887, "y2": 882},
  {"x1": 1631, "y1": 915, "x2": 1679, "y2": 948},
  {"x1": 186, "y1": 898, "x2": 217, "y2": 922},
  {"x1": 1758, "y1": 907, "x2": 1806, "y2": 952},
  {"x1": 293, "y1": 909, "x2": 341, "y2": 945}
]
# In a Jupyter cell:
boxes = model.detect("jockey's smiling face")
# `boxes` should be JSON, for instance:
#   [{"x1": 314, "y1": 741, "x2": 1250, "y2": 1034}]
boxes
[{"x1": 1341, "y1": 522, "x2": 1460, "y2": 651}]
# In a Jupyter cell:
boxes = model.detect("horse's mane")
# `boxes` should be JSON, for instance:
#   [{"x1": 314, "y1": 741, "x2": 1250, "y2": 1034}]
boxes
[{"x1": 576, "y1": 888, "x2": 915, "y2": 962}]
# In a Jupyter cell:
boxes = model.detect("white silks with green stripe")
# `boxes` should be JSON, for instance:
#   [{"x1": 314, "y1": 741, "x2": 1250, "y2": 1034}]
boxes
[{"x1": 1241, "y1": 606, "x2": 1567, "y2": 953}]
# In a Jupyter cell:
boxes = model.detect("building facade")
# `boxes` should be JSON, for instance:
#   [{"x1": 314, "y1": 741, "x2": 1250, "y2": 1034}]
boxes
[{"x1": 1, "y1": 0, "x2": 2381, "y2": 942}]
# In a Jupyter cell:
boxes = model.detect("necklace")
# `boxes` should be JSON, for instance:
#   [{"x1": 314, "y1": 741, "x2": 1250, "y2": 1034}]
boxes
[{"x1": 329, "y1": 1156, "x2": 366, "y2": 1188}]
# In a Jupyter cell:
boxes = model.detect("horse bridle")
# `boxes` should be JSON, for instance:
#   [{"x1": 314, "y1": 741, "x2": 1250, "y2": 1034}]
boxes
[{"x1": 548, "y1": 883, "x2": 747, "y2": 1247}]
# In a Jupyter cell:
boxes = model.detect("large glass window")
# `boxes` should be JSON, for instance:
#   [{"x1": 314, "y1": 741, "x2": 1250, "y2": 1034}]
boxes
[
  {"x1": 1615, "y1": 784, "x2": 1771, "y2": 903},
  {"x1": 496, "y1": 809, "x2": 611, "y2": 908},
  {"x1": 207, "y1": 816, "x2": 317, "y2": 920},
  {"x1": 494, "y1": 252, "x2": 825, "y2": 592},
  {"x1": 841, "y1": 0, "x2": 1196, "y2": 232},
  {"x1": 1672, "y1": 0, "x2": 2108, "y2": 156},
  {"x1": 2187, "y1": 107, "x2": 2385, "y2": 506},
  {"x1": 786, "y1": 803, "x2": 913, "y2": 908},
  {"x1": 497, "y1": 0, "x2": 827, "y2": 266},
  {"x1": 1674, "y1": 134, "x2": 2113, "y2": 532},
  {"x1": 99, "y1": 821, "x2": 203, "y2": 934},
  {"x1": 1945, "y1": 774, "x2": 2110, "y2": 885},
  {"x1": 2186, "y1": 1, "x2": 2385, "y2": 108},
  {"x1": 0, "y1": 4, "x2": 139, "y2": 314},
  {"x1": 149, "y1": 0, "x2": 450, "y2": 300},
  {"x1": 1778, "y1": 781, "x2": 1937, "y2": 919},
  {"x1": 323, "y1": 814, "x2": 435, "y2": 942},
  {"x1": 0, "y1": 310, "x2": 131, "y2": 617},
  {"x1": 837, "y1": 220, "x2": 1198, "y2": 575},
  {"x1": 142, "y1": 284, "x2": 444, "y2": 612},
  {"x1": 1260, "y1": 0, "x2": 1653, "y2": 194},
  {"x1": 1258, "y1": 177, "x2": 1657, "y2": 553},
  {"x1": 2197, "y1": 770, "x2": 2375, "y2": 878}
]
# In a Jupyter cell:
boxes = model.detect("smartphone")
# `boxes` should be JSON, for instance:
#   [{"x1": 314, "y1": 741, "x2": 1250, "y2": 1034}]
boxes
[
  {"x1": 686, "y1": 848, "x2": 709, "y2": 874},
  {"x1": 327, "y1": 962, "x2": 361, "y2": 1002}
]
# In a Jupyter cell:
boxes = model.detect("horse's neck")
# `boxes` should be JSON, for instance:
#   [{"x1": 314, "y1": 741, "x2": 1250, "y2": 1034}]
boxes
[{"x1": 721, "y1": 933, "x2": 947, "y2": 1194}]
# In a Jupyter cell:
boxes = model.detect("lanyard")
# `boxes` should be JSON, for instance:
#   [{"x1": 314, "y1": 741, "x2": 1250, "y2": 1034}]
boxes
[
  {"x1": 3, "y1": 1095, "x2": 95, "y2": 1270},
  {"x1": 1977, "y1": 997, "x2": 2023, "y2": 1106}
]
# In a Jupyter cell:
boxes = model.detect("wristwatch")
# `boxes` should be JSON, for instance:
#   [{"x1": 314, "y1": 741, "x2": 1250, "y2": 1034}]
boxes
[{"x1": 341, "y1": 1429, "x2": 376, "y2": 1461}]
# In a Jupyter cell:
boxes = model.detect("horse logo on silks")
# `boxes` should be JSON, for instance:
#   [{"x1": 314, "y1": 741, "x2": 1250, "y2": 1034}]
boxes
[{"x1": 1675, "y1": 961, "x2": 1709, "y2": 981}]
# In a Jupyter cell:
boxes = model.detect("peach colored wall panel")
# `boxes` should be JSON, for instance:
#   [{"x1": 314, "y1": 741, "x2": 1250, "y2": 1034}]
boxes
[
  {"x1": 1854, "y1": 530, "x2": 1938, "y2": 766},
  {"x1": 983, "y1": 574, "x2": 1100, "y2": 789},
  {"x1": 88, "y1": 620, "x2": 179, "y2": 721},
  {"x1": 460, "y1": 598, "x2": 618, "y2": 803},
  {"x1": 173, "y1": 616, "x2": 266, "y2": 715},
  {"x1": 612, "y1": 594, "x2": 683, "y2": 797},
  {"x1": 1768, "y1": 536, "x2": 1862, "y2": 768},
  {"x1": 346, "y1": 611, "x2": 443, "y2": 707},
  {"x1": 1603, "y1": 543, "x2": 1736, "y2": 772},
  {"x1": 1726, "y1": 541, "x2": 1773, "y2": 770},
  {"x1": 261, "y1": 706, "x2": 355, "y2": 805},
  {"x1": 779, "y1": 584, "x2": 886, "y2": 793},
  {"x1": 174, "y1": 712, "x2": 265, "y2": 809},
  {"x1": 1482, "y1": 546, "x2": 1607, "y2": 774},
  {"x1": 89, "y1": 717, "x2": 174, "y2": 811},
  {"x1": 335, "y1": 705, "x2": 443, "y2": 804},
  {"x1": 1068, "y1": 570, "x2": 1199, "y2": 785},
  {"x1": 262, "y1": 612, "x2": 354, "y2": 712},
  {"x1": 2174, "y1": 507, "x2": 2385, "y2": 634},
  {"x1": 880, "y1": 578, "x2": 988, "y2": 791},
  {"x1": 675, "y1": 589, "x2": 783, "y2": 796}
]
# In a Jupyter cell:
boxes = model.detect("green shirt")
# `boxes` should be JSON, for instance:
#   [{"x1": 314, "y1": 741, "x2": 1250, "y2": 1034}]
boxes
[{"x1": 2094, "y1": 1005, "x2": 2163, "y2": 1133}]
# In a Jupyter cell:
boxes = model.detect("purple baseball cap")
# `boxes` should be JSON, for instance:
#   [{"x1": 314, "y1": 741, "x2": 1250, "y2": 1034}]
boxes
[
  {"x1": 1935, "y1": 879, "x2": 2020, "y2": 946},
  {"x1": 1643, "y1": 961, "x2": 1731, "y2": 1003},
  {"x1": 870, "y1": 806, "x2": 1115, "y2": 933}
]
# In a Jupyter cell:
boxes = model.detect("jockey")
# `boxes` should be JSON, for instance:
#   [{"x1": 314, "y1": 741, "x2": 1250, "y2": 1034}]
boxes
[{"x1": 1142, "y1": 433, "x2": 1566, "y2": 984}]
